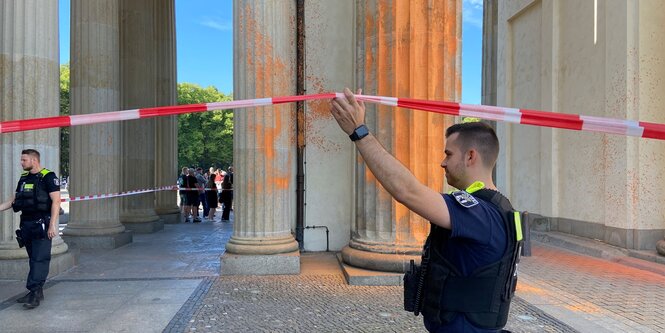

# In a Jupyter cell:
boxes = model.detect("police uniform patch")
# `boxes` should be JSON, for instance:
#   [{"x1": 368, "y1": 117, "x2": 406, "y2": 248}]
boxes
[
  {"x1": 452, "y1": 190, "x2": 479, "y2": 208},
  {"x1": 53, "y1": 178, "x2": 60, "y2": 186}
]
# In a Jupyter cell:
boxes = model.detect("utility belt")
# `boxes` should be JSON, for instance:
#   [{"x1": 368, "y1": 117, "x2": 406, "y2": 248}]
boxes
[{"x1": 15, "y1": 218, "x2": 49, "y2": 247}]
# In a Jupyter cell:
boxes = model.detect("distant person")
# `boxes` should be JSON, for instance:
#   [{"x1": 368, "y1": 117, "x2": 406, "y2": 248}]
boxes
[
  {"x1": 178, "y1": 167, "x2": 189, "y2": 214},
  {"x1": 195, "y1": 167, "x2": 208, "y2": 221},
  {"x1": 185, "y1": 169, "x2": 199, "y2": 222},
  {"x1": 205, "y1": 176, "x2": 218, "y2": 221},
  {"x1": 219, "y1": 172, "x2": 233, "y2": 221},
  {"x1": 0, "y1": 149, "x2": 61, "y2": 309}
]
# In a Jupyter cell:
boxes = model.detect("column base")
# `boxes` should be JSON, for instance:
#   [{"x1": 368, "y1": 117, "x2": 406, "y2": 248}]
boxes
[
  {"x1": 0, "y1": 249, "x2": 78, "y2": 280},
  {"x1": 62, "y1": 231, "x2": 133, "y2": 249},
  {"x1": 221, "y1": 250, "x2": 300, "y2": 275},
  {"x1": 158, "y1": 212, "x2": 181, "y2": 224},
  {"x1": 122, "y1": 219, "x2": 164, "y2": 233},
  {"x1": 657, "y1": 239, "x2": 665, "y2": 256},
  {"x1": 341, "y1": 245, "x2": 420, "y2": 273},
  {"x1": 336, "y1": 253, "x2": 403, "y2": 286}
]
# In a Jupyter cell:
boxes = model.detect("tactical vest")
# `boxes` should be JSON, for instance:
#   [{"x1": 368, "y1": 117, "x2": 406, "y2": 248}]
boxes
[
  {"x1": 12, "y1": 168, "x2": 54, "y2": 214},
  {"x1": 420, "y1": 184, "x2": 523, "y2": 330}
]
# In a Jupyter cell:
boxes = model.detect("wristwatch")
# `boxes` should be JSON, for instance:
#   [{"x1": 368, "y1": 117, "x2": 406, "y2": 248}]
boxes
[{"x1": 349, "y1": 124, "x2": 369, "y2": 142}]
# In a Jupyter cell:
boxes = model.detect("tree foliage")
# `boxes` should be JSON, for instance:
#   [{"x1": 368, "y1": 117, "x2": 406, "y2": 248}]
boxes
[
  {"x1": 177, "y1": 83, "x2": 234, "y2": 170},
  {"x1": 58, "y1": 72, "x2": 233, "y2": 176},
  {"x1": 60, "y1": 64, "x2": 70, "y2": 178}
]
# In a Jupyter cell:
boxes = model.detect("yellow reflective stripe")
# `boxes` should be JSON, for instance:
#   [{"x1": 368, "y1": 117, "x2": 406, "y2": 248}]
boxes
[
  {"x1": 21, "y1": 171, "x2": 29, "y2": 176},
  {"x1": 513, "y1": 211, "x2": 523, "y2": 241},
  {"x1": 24, "y1": 184, "x2": 34, "y2": 190},
  {"x1": 40, "y1": 168, "x2": 51, "y2": 176},
  {"x1": 465, "y1": 181, "x2": 485, "y2": 194}
]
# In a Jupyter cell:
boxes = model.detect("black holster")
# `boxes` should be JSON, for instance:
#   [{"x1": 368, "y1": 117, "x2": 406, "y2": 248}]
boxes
[{"x1": 15, "y1": 229, "x2": 25, "y2": 248}]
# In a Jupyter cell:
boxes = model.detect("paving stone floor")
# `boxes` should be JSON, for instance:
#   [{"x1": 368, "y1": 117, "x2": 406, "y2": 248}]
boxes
[
  {"x1": 2, "y1": 206, "x2": 664, "y2": 332},
  {"x1": 165, "y1": 273, "x2": 577, "y2": 333}
]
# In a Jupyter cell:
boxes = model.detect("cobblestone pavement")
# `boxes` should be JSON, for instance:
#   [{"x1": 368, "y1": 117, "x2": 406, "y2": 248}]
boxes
[
  {"x1": 165, "y1": 273, "x2": 576, "y2": 333},
  {"x1": 517, "y1": 245, "x2": 665, "y2": 333}
]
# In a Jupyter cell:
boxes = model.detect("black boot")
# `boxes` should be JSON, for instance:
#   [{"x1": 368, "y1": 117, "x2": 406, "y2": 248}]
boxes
[
  {"x1": 16, "y1": 291, "x2": 31, "y2": 303},
  {"x1": 23, "y1": 291, "x2": 40, "y2": 309},
  {"x1": 35, "y1": 287, "x2": 44, "y2": 301}
]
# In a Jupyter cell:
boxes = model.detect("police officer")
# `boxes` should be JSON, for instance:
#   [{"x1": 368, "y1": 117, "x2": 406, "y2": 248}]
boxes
[
  {"x1": 0, "y1": 149, "x2": 61, "y2": 309},
  {"x1": 331, "y1": 89, "x2": 519, "y2": 332}
]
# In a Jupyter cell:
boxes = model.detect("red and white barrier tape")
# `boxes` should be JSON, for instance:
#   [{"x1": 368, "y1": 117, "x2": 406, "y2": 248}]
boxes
[
  {"x1": 62, "y1": 185, "x2": 178, "y2": 203},
  {"x1": 343, "y1": 94, "x2": 665, "y2": 141},
  {"x1": 62, "y1": 186, "x2": 228, "y2": 203},
  {"x1": 2, "y1": 93, "x2": 664, "y2": 140}
]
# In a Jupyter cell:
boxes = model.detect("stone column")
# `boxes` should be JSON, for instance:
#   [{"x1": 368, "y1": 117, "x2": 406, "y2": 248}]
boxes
[
  {"x1": 62, "y1": 0, "x2": 132, "y2": 249},
  {"x1": 153, "y1": 0, "x2": 180, "y2": 224},
  {"x1": 0, "y1": 0, "x2": 74, "y2": 279},
  {"x1": 341, "y1": 0, "x2": 461, "y2": 273},
  {"x1": 119, "y1": 0, "x2": 162, "y2": 233},
  {"x1": 222, "y1": 0, "x2": 300, "y2": 275},
  {"x1": 482, "y1": 0, "x2": 498, "y2": 106}
]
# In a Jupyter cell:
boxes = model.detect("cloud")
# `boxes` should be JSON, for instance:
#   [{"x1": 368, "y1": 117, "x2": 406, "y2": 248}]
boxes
[
  {"x1": 465, "y1": 0, "x2": 483, "y2": 10},
  {"x1": 462, "y1": 0, "x2": 483, "y2": 29},
  {"x1": 200, "y1": 17, "x2": 232, "y2": 31}
]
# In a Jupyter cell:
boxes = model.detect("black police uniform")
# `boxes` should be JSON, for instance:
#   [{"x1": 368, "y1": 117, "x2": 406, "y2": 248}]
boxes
[
  {"x1": 12, "y1": 168, "x2": 60, "y2": 307},
  {"x1": 407, "y1": 182, "x2": 523, "y2": 333}
]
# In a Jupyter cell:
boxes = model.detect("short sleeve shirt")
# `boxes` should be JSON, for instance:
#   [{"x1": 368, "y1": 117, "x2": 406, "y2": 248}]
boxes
[{"x1": 442, "y1": 192, "x2": 507, "y2": 276}]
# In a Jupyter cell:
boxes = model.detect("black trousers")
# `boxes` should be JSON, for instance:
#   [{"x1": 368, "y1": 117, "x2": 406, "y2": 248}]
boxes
[
  {"x1": 20, "y1": 219, "x2": 52, "y2": 291},
  {"x1": 220, "y1": 190, "x2": 233, "y2": 220}
]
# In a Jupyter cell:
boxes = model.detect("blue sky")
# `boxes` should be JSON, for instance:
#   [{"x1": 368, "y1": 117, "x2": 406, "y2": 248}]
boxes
[{"x1": 59, "y1": 0, "x2": 482, "y2": 104}]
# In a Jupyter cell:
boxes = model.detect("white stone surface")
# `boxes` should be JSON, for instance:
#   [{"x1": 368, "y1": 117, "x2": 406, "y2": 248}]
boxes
[
  {"x1": 228, "y1": 1, "x2": 299, "y2": 258},
  {"x1": 154, "y1": 0, "x2": 180, "y2": 218},
  {"x1": 0, "y1": 0, "x2": 67, "y2": 260},
  {"x1": 495, "y1": 0, "x2": 665, "y2": 247},
  {"x1": 119, "y1": 0, "x2": 159, "y2": 226},
  {"x1": 301, "y1": 0, "x2": 355, "y2": 252},
  {"x1": 65, "y1": 0, "x2": 127, "y2": 241}
]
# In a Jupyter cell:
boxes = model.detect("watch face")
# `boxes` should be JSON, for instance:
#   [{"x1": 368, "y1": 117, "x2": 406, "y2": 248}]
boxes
[{"x1": 356, "y1": 125, "x2": 369, "y2": 137}]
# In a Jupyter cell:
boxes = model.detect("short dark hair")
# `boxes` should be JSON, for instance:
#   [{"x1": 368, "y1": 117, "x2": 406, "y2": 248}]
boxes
[
  {"x1": 21, "y1": 149, "x2": 41, "y2": 161},
  {"x1": 445, "y1": 122, "x2": 499, "y2": 168}
]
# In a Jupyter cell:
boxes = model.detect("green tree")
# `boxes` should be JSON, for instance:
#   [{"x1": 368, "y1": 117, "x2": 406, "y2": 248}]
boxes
[
  {"x1": 60, "y1": 64, "x2": 70, "y2": 178},
  {"x1": 58, "y1": 75, "x2": 233, "y2": 176},
  {"x1": 177, "y1": 83, "x2": 233, "y2": 170}
]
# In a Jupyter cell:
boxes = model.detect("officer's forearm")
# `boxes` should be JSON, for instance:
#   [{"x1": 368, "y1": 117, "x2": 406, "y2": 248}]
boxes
[
  {"x1": 50, "y1": 203, "x2": 59, "y2": 226},
  {"x1": 0, "y1": 197, "x2": 14, "y2": 212},
  {"x1": 49, "y1": 192, "x2": 61, "y2": 227}
]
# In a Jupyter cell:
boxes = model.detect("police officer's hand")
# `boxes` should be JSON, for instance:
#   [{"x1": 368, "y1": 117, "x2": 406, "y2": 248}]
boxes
[
  {"x1": 331, "y1": 88, "x2": 366, "y2": 135},
  {"x1": 47, "y1": 225, "x2": 57, "y2": 239}
]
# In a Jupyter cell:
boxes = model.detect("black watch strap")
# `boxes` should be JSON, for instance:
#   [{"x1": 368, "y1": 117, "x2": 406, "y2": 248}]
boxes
[{"x1": 349, "y1": 124, "x2": 369, "y2": 142}]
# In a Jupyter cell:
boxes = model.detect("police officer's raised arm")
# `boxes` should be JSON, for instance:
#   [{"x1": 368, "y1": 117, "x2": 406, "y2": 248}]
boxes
[
  {"x1": 0, "y1": 195, "x2": 15, "y2": 212},
  {"x1": 330, "y1": 88, "x2": 452, "y2": 229}
]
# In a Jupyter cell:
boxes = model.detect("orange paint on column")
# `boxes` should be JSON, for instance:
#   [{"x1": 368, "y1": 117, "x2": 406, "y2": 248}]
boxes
[{"x1": 363, "y1": 1, "x2": 458, "y2": 245}]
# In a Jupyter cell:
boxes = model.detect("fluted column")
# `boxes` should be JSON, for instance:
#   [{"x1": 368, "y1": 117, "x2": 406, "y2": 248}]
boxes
[
  {"x1": 0, "y1": 0, "x2": 71, "y2": 277},
  {"x1": 119, "y1": 0, "x2": 162, "y2": 233},
  {"x1": 62, "y1": 0, "x2": 132, "y2": 249},
  {"x1": 342, "y1": 0, "x2": 461, "y2": 272},
  {"x1": 482, "y1": 0, "x2": 498, "y2": 106},
  {"x1": 222, "y1": 0, "x2": 299, "y2": 275},
  {"x1": 153, "y1": 0, "x2": 179, "y2": 224}
]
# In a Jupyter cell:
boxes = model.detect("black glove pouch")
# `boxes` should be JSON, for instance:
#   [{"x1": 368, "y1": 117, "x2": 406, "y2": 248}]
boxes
[{"x1": 403, "y1": 260, "x2": 423, "y2": 313}]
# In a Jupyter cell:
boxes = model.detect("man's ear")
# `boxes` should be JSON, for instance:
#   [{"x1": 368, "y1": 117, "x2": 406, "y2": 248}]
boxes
[{"x1": 466, "y1": 149, "x2": 479, "y2": 166}]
